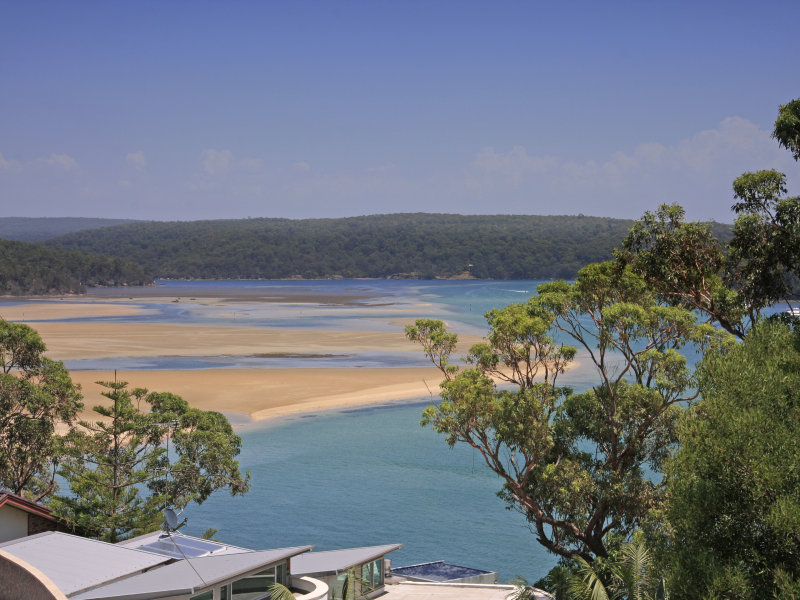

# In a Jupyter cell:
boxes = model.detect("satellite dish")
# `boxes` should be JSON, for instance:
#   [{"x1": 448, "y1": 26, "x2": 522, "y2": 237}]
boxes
[{"x1": 164, "y1": 508, "x2": 179, "y2": 531}]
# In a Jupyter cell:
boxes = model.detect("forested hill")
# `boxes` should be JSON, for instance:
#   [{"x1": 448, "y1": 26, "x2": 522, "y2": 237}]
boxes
[
  {"x1": 45, "y1": 213, "x2": 644, "y2": 280},
  {"x1": 0, "y1": 217, "x2": 138, "y2": 242},
  {"x1": 0, "y1": 238, "x2": 152, "y2": 295}
]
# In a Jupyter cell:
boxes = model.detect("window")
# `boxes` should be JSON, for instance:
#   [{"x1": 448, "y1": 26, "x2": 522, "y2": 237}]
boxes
[
  {"x1": 371, "y1": 558, "x2": 384, "y2": 588},
  {"x1": 231, "y1": 567, "x2": 276, "y2": 599},
  {"x1": 190, "y1": 592, "x2": 213, "y2": 600}
]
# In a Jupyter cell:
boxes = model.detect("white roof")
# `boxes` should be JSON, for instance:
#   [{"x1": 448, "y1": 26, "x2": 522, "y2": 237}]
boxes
[
  {"x1": 0, "y1": 531, "x2": 171, "y2": 596},
  {"x1": 291, "y1": 544, "x2": 402, "y2": 575},
  {"x1": 71, "y1": 545, "x2": 314, "y2": 600}
]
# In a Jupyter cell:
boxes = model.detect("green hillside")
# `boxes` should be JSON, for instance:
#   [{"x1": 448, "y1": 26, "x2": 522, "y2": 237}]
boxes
[
  {"x1": 46, "y1": 213, "x2": 642, "y2": 280},
  {"x1": 0, "y1": 238, "x2": 152, "y2": 295}
]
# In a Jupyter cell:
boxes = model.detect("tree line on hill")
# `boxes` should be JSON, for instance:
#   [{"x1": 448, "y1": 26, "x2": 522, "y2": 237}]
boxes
[
  {"x1": 5, "y1": 214, "x2": 733, "y2": 294},
  {"x1": 44, "y1": 213, "x2": 666, "y2": 280},
  {"x1": 0, "y1": 238, "x2": 152, "y2": 295}
]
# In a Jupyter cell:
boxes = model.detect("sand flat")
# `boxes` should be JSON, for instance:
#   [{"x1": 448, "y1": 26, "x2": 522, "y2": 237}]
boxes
[
  {"x1": 0, "y1": 302, "x2": 148, "y2": 320},
  {"x1": 69, "y1": 367, "x2": 446, "y2": 423},
  {"x1": 31, "y1": 322, "x2": 481, "y2": 360}
]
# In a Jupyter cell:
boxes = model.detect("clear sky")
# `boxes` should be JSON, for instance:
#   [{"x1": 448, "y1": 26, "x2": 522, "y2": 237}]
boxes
[{"x1": 1, "y1": 0, "x2": 798, "y2": 222}]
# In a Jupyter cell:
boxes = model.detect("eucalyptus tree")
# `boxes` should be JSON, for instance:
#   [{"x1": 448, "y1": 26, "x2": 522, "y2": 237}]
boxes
[
  {"x1": 406, "y1": 261, "x2": 727, "y2": 562},
  {"x1": 0, "y1": 320, "x2": 82, "y2": 500},
  {"x1": 620, "y1": 97, "x2": 800, "y2": 339}
]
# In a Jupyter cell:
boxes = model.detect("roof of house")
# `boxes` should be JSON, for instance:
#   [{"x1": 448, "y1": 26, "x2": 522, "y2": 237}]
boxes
[
  {"x1": 0, "y1": 491, "x2": 57, "y2": 521},
  {"x1": 0, "y1": 531, "x2": 172, "y2": 596},
  {"x1": 290, "y1": 544, "x2": 402, "y2": 576},
  {"x1": 71, "y1": 545, "x2": 314, "y2": 600},
  {"x1": 117, "y1": 531, "x2": 252, "y2": 557}
]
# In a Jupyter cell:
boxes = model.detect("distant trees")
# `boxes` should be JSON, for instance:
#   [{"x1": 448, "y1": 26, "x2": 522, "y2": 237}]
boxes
[
  {"x1": 0, "y1": 238, "x2": 152, "y2": 295},
  {"x1": 45, "y1": 214, "x2": 643, "y2": 281}
]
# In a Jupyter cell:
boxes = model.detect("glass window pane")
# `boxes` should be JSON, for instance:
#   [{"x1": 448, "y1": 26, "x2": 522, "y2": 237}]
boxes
[
  {"x1": 232, "y1": 568, "x2": 275, "y2": 599},
  {"x1": 190, "y1": 592, "x2": 213, "y2": 600},
  {"x1": 362, "y1": 562, "x2": 371, "y2": 591},
  {"x1": 332, "y1": 573, "x2": 348, "y2": 600},
  {"x1": 220, "y1": 584, "x2": 229, "y2": 600},
  {"x1": 372, "y1": 558, "x2": 384, "y2": 587},
  {"x1": 276, "y1": 563, "x2": 285, "y2": 585}
]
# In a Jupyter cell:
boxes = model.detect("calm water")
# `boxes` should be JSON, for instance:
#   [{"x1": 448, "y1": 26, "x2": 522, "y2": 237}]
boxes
[
  {"x1": 16, "y1": 279, "x2": 780, "y2": 580},
  {"x1": 17, "y1": 280, "x2": 628, "y2": 581},
  {"x1": 128, "y1": 280, "x2": 562, "y2": 582}
]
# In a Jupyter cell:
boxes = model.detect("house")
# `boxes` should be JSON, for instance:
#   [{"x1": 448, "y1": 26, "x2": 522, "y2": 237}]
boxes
[
  {"x1": 0, "y1": 530, "x2": 320, "y2": 600},
  {"x1": 0, "y1": 498, "x2": 404, "y2": 600},
  {"x1": 290, "y1": 544, "x2": 402, "y2": 599},
  {"x1": 0, "y1": 491, "x2": 69, "y2": 543}
]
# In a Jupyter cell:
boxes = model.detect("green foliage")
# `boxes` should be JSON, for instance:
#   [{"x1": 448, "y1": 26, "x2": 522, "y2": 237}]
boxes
[
  {"x1": 534, "y1": 566, "x2": 573, "y2": 600},
  {"x1": 45, "y1": 213, "x2": 644, "y2": 280},
  {"x1": 267, "y1": 582, "x2": 296, "y2": 600},
  {"x1": 408, "y1": 262, "x2": 722, "y2": 561},
  {"x1": 569, "y1": 540, "x2": 664, "y2": 600},
  {"x1": 665, "y1": 321, "x2": 800, "y2": 599},
  {"x1": 52, "y1": 380, "x2": 250, "y2": 542},
  {"x1": 0, "y1": 320, "x2": 83, "y2": 500},
  {"x1": 773, "y1": 98, "x2": 800, "y2": 161},
  {"x1": 729, "y1": 169, "x2": 800, "y2": 320},
  {"x1": 404, "y1": 319, "x2": 460, "y2": 376},
  {"x1": 621, "y1": 98, "x2": 800, "y2": 339},
  {"x1": 0, "y1": 237, "x2": 152, "y2": 295},
  {"x1": 510, "y1": 576, "x2": 543, "y2": 600}
]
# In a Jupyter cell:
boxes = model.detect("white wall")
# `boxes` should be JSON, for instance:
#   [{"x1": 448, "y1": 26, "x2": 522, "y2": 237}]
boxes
[{"x1": 0, "y1": 505, "x2": 28, "y2": 543}]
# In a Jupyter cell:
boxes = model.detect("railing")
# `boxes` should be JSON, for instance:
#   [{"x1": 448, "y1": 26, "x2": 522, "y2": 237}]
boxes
[{"x1": 290, "y1": 575, "x2": 329, "y2": 600}]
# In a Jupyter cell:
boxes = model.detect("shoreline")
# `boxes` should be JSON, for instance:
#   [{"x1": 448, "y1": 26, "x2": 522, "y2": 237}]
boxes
[
  {"x1": 67, "y1": 367, "x2": 449, "y2": 426},
  {"x1": 7, "y1": 290, "x2": 579, "y2": 430}
]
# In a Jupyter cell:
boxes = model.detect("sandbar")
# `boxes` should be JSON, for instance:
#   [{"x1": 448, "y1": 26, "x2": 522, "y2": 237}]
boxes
[
  {"x1": 31, "y1": 322, "x2": 481, "y2": 361},
  {"x1": 68, "y1": 368, "x2": 447, "y2": 424},
  {"x1": 0, "y1": 302, "x2": 148, "y2": 321}
]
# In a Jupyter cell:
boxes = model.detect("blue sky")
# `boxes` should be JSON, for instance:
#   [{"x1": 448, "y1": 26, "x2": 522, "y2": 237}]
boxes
[{"x1": 1, "y1": 1, "x2": 798, "y2": 222}]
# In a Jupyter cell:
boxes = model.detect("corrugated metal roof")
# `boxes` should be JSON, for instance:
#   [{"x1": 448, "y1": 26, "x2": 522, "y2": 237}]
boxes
[
  {"x1": 0, "y1": 532, "x2": 171, "y2": 595},
  {"x1": 71, "y1": 545, "x2": 314, "y2": 600},
  {"x1": 291, "y1": 544, "x2": 402, "y2": 575}
]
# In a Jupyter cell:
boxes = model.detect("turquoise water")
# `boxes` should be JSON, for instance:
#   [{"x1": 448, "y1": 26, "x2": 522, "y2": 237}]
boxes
[
  {"x1": 15, "y1": 279, "x2": 781, "y2": 580},
  {"x1": 15, "y1": 280, "x2": 638, "y2": 581},
  {"x1": 131, "y1": 280, "x2": 565, "y2": 582}
]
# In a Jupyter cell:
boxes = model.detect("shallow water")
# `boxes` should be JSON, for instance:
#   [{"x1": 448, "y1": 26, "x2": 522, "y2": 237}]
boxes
[
  {"x1": 134, "y1": 280, "x2": 565, "y2": 582},
  {"x1": 26, "y1": 279, "x2": 682, "y2": 581}
]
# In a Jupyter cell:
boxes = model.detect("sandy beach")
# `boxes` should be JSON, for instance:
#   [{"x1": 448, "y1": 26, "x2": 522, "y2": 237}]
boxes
[
  {"x1": 69, "y1": 367, "x2": 447, "y2": 424},
  {"x1": 0, "y1": 301, "x2": 150, "y2": 321},
  {"x1": 6, "y1": 291, "x2": 577, "y2": 426},
  {"x1": 30, "y1": 322, "x2": 474, "y2": 360},
  {"x1": 3, "y1": 293, "x2": 483, "y2": 424}
]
